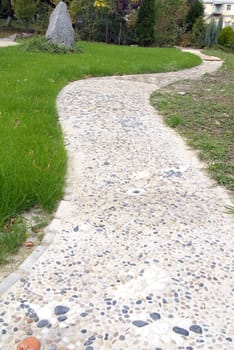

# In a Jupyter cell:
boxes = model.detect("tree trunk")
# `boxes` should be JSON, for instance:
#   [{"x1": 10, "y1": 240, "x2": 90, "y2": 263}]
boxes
[
  {"x1": 118, "y1": 21, "x2": 122, "y2": 45},
  {"x1": 6, "y1": 0, "x2": 14, "y2": 27},
  {"x1": 105, "y1": 16, "x2": 108, "y2": 43},
  {"x1": 6, "y1": 16, "x2": 13, "y2": 27}
]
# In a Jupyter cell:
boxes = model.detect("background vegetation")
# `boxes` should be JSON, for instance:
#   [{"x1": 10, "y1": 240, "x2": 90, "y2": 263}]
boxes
[{"x1": 2, "y1": 0, "x2": 233, "y2": 49}]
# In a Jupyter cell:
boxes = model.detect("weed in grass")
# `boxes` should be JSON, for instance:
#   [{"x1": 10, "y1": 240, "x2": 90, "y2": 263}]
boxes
[
  {"x1": 166, "y1": 114, "x2": 185, "y2": 128},
  {"x1": 0, "y1": 216, "x2": 27, "y2": 264}
]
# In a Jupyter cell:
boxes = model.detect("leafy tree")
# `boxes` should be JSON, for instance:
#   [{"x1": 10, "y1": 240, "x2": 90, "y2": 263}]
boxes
[
  {"x1": 12, "y1": 0, "x2": 39, "y2": 22},
  {"x1": 192, "y1": 15, "x2": 206, "y2": 47},
  {"x1": 186, "y1": 0, "x2": 203, "y2": 31},
  {"x1": 0, "y1": 0, "x2": 10, "y2": 17},
  {"x1": 154, "y1": 0, "x2": 188, "y2": 47},
  {"x1": 70, "y1": 0, "x2": 96, "y2": 40},
  {"x1": 94, "y1": 0, "x2": 114, "y2": 43},
  {"x1": 136, "y1": 0, "x2": 155, "y2": 46}
]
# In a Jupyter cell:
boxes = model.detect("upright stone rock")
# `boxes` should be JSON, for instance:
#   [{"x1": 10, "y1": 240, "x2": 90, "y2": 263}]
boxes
[{"x1": 46, "y1": 1, "x2": 74, "y2": 47}]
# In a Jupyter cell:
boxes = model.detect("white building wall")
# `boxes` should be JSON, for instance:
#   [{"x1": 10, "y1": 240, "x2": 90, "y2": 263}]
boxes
[{"x1": 202, "y1": 0, "x2": 234, "y2": 28}]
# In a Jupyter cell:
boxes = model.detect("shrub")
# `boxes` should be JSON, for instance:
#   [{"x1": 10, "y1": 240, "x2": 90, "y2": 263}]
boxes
[
  {"x1": 21, "y1": 36, "x2": 81, "y2": 54},
  {"x1": 180, "y1": 32, "x2": 195, "y2": 47},
  {"x1": 154, "y1": 33, "x2": 176, "y2": 47},
  {"x1": 218, "y1": 26, "x2": 234, "y2": 47},
  {"x1": 205, "y1": 19, "x2": 218, "y2": 47},
  {"x1": 192, "y1": 16, "x2": 207, "y2": 48}
]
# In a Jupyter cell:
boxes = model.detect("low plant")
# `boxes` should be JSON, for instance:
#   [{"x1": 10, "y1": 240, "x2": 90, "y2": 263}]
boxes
[
  {"x1": 21, "y1": 36, "x2": 81, "y2": 54},
  {"x1": 151, "y1": 50, "x2": 234, "y2": 193},
  {"x1": 0, "y1": 216, "x2": 27, "y2": 264}
]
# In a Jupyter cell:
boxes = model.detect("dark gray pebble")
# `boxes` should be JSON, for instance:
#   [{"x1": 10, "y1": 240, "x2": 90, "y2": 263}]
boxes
[
  {"x1": 85, "y1": 347, "x2": 94, "y2": 350},
  {"x1": 58, "y1": 316, "x2": 67, "y2": 322},
  {"x1": 132, "y1": 320, "x2": 149, "y2": 328},
  {"x1": 189, "y1": 325, "x2": 202, "y2": 334},
  {"x1": 88, "y1": 336, "x2": 96, "y2": 341},
  {"x1": 150, "y1": 312, "x2": 161, "y2": 321},
  {"x1": 54, "y1": 305, "x2": 69, "y2": 315},
  {"x1": 2, "y1": 329, "x2": 7, "y2": 335},
  {"x1": 74, "y1": 226, "x2": 79, "y2": 232},
  {"x1": 226, "y1": 337, "x2": 232, "y2": 342},
  {"x1": 84, "y1": 340, "x2": 93, "y2": 346},
  {"x1": 172, "y1": 326, "x2": 189, "y2": 336},
  {"x1": 80, "y1": 312, "x2": 88, "y2": 317},
  {"x1": 37, "y1": 319, "x2": 49, "y2": 328}
]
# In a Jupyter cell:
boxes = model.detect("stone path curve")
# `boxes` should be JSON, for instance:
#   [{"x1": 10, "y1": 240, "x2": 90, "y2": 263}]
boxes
[{"x1": 0, "y1": 48, "x2": 234, "y2": 350}]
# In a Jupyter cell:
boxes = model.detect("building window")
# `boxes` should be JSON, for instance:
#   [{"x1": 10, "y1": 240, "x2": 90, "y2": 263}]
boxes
[
  {"x1": 224, "y1": 22, "x2": 229, "y2": 27},
  {"x1": 227, "y1": 4, "x2": 231, "y2": 11},
  {"x1": 215, "y1": 4, "x2": 222, "y2": 13},
  {"x1": 232, "y1": 22, "x2": 234, "y2": 29}
]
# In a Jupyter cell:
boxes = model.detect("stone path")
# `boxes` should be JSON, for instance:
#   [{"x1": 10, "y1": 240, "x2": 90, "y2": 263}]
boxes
[
  {"x1": 0, "y1": 48, "x2": 233, "y2": 350},
  {"x1": 0, "y1": 38, "x2": 18, "y2": 47}
]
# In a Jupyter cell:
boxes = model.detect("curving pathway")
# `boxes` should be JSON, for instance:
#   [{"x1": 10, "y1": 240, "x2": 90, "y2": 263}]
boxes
[{"x1": 0, "y1": 49, "x2": 234, "y2": 350}]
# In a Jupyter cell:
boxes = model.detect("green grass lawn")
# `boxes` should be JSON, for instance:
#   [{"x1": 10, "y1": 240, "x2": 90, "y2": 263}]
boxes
[
  {"x1": 0, "y1": 40, "x2": 201, "y2": 264},
  {"x1": 151, "y1": 49, "x2": 234, "y2": 194}
]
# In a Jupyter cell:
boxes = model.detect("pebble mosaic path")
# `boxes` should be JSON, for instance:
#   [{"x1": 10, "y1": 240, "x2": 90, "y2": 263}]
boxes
[{"x1": 0, "y1": 48, "x2": 233, "y2": 350}]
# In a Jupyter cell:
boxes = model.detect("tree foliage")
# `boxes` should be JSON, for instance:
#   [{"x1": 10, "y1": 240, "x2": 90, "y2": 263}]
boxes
[
  {"x1": 0, "y1": 0, "x2": 216, "y2": 48},
  {"x1": 191, "y1": 15, "x2": 206, "y2": 48},
  {"x1": 154, "y1": 0, "x2": 188, "y2": 46},
  {"x1": 186, "y1": 0, "x2": 204, "y2": 31},
  {"x1": 135, "y1": 0, "x2": 155, "y2": 46}
]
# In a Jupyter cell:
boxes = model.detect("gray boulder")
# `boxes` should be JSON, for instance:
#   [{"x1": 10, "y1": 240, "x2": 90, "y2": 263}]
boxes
[{"x1": 46, "y1": 1, "x2": 74, "y2": 47}]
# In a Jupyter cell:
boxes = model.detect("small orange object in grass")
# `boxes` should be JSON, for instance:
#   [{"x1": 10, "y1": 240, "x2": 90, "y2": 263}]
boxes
[{"x1": 17, "y1": 336, "x2": 40, "y2": 350}]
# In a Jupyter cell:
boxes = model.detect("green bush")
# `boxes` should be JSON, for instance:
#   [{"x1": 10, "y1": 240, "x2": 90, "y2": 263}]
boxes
[
  {"x1": 226, "y1": 41, "x2": 234, "y2": 50},
  {"x1": 218, "y1": 26, "x2": 234, "y2": 46},
  {"x1": 192, "y1": 16, "x2": 207, "y2": 48},
  {"x1": 21, "y1": 36, "x2": 81, "y2": 54}
]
